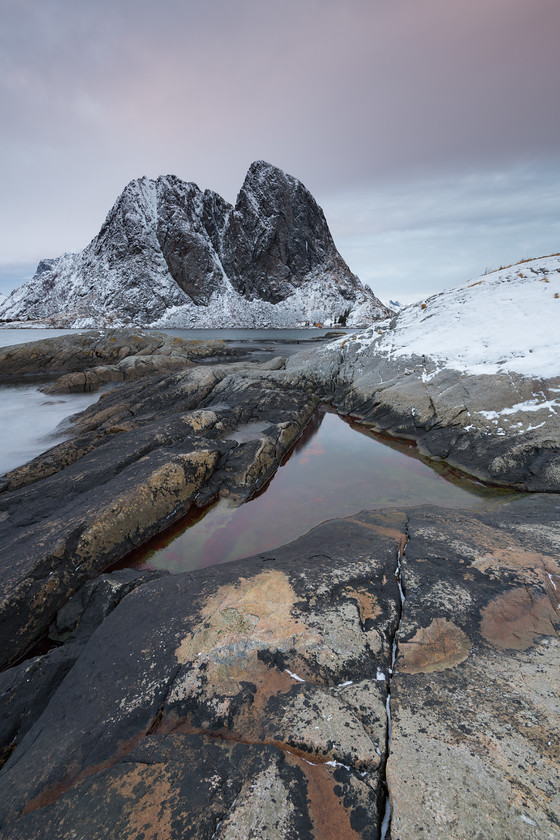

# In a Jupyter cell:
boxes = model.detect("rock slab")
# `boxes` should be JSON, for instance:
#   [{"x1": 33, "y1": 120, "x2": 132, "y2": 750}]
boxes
[
  {"x1": 0, "y1": 498, "x2": 558, "y2": 838},
  {"x1": 0, "y1": 511, "x2": 406, "y2": 839}
]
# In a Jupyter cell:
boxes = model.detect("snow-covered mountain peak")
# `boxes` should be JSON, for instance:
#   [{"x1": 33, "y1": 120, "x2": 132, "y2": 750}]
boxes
[
  {"x1": 236, "y1": 160, "x2": 312, "y2": 217},
  {"x1": 0, "y1": 162, "x2": 392, "y2": 329}
]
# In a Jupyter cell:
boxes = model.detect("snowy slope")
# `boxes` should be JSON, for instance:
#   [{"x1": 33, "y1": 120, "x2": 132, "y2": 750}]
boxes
[{"x1": 353, "y1": 255, "x2": 560, "y2": 379}]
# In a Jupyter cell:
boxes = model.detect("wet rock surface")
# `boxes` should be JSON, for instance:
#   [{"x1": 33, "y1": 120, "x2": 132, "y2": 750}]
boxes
[{"x1": 0, "y1": 499, "x2": 558, "y2": 838}]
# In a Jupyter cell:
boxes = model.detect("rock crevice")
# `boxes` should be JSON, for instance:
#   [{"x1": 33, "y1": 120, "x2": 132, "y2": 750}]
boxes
[{"x1": 379, "y1": 520, "x2": 408, "y2": 840}]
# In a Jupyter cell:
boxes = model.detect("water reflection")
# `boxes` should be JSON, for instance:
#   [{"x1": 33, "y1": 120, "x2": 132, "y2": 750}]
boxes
[
  {"x1": 124, "y1": 410, "x2": 518, "y2": 574},
  {"x1": 345, "y1": 419, "x2": 510, "y2": 500}
]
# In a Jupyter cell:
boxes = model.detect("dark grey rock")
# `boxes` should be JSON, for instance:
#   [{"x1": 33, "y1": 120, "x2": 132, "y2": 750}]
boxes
[
  {"x1": 0, "y1": 353, "x2": 320, "y2": 668},
  {"x1": 0, "y1": 644, "x2": 81, "y2": 769},
  {"x1": 49, "y1": 568, "x2": 168, "y2": 644},
  {"x1": 0, "y1": 499, "x2": 558, "y2": 838},
  {"x1": 221, "y1": 161, "x2": 363, "y2": 304},
  {"x1": 291, "y1": 333, "x2": 560, "y2": 492},
  {"x1": 0, "y1": 329, "x2": 239, "y2": 388},
  {"x1": 156, "y1": 177, "x2": 226, "y2": 305},
  {"x1": 0, "y1": 510, "x2": 404, "y2": 838},
  {"x1": 0, "y1": 568, "x2": 168, "y2": 771}
]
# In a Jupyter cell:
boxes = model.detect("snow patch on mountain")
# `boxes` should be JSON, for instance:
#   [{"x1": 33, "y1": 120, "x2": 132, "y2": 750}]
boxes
[{"x1": 144, "y1": 270, "x2": 379, "y2": 329}]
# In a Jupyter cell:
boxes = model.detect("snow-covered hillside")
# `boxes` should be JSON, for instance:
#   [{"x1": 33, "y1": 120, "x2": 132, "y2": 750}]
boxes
[
  {"x1": 322, "y1": 254, "x2": 560, "y2": 491},
  {"x1": 354, "y1": 254, "x2": 560, "y2": 379},
  {"x1": 0, "y1": 162, "x2": 392, "y2": 329}
]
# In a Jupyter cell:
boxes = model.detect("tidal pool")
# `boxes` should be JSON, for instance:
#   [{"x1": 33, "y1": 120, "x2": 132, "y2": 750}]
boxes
[{"x1": 128, "y1": 410, "x2": 517, "y2": 574}]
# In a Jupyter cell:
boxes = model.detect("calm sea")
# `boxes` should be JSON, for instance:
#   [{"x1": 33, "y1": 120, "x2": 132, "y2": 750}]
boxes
[{"x1": 0, "y1": 326, "x2": 343, "y2": 349}]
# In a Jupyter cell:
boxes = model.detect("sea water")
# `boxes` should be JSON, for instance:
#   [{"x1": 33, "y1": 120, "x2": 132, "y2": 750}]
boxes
[{"x1": 0, "y1": 383, "x2": 103, "y2": 475}]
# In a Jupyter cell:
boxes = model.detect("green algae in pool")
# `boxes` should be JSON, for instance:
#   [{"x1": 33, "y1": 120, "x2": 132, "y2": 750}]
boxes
[{"x1": 130, "y1": 410, "x2": 517, "y2": 574}]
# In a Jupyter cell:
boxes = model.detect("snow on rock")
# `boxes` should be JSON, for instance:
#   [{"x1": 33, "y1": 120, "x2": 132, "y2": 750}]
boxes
[
  {"x1": 0, "y1": 162, "x2": 392, "y2": 329},
  {"x1": 356, "y1": 255, "x2": 560, "y2": 379},
  {"x1": 318, "y1": 255, "x2": 560, "y2": 491}
]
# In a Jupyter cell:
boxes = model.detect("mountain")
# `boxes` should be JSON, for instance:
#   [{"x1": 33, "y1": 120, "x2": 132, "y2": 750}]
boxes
[{"x1": 0, "y1": 161, "x2": 392, "y2": 329}]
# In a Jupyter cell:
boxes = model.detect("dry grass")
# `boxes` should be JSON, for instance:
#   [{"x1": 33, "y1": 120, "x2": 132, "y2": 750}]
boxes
[{"x1": 484, "y1": 253, "x2": 560, "y2": 276}]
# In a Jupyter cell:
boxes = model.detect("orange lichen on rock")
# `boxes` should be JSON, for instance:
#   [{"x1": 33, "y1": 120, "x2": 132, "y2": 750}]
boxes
[
  {"x1": 287, "y1": 755, "x2": 364, "y2": 840},
  {"x1": 480, "y1": 587, "x2": 559, "y2": 650},
  {"x1": 398, "y1": 618, "x2": 471, "y2": 674},
  {"x1": 344, "y1": 587, "x2": 382, "y2": 624},
  {"x1": 174, "y1": 569, "x2": 320, "y2": 678}
]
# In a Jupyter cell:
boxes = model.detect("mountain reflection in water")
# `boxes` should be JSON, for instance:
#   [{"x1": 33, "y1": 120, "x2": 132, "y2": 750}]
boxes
[{"x1": 122, "y1": 409, "x2": 518, "y2": 574}]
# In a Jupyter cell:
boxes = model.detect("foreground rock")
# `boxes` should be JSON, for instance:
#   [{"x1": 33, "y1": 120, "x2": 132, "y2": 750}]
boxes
[
  {"x1": 0, "y1": 511, "x2": 405, "y2": 839},
  {"x1": 0, "y1": 307, "x2": 559, "y2": 837},
  {"x1": 0, "y1": 568, "x2": 166, "y2": 767},
  {"x1": 388, "y1": 496, "x2": 560, "y2": 839},
  {"x1": 0, "y1": 498, "x2": 558, "y2": 838},
  {"x1": 0, "y1": 345, "x2": 318, "y2": 668}
]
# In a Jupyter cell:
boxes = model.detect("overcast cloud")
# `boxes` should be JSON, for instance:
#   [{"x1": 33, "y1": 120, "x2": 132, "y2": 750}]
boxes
[{"x1": 1, "y1": 0, "x2": 559, "y2": 302}]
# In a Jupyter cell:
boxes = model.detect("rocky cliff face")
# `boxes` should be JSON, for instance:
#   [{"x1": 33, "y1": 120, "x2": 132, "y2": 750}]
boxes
[{"x1": 0, "y1": 161, "x2": 392, "y2": 328}]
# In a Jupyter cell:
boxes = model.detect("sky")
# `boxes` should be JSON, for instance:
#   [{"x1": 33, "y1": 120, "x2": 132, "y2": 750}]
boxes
[{"x1": 1, "y1": 0, "x2": 559, "y2": 304}]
